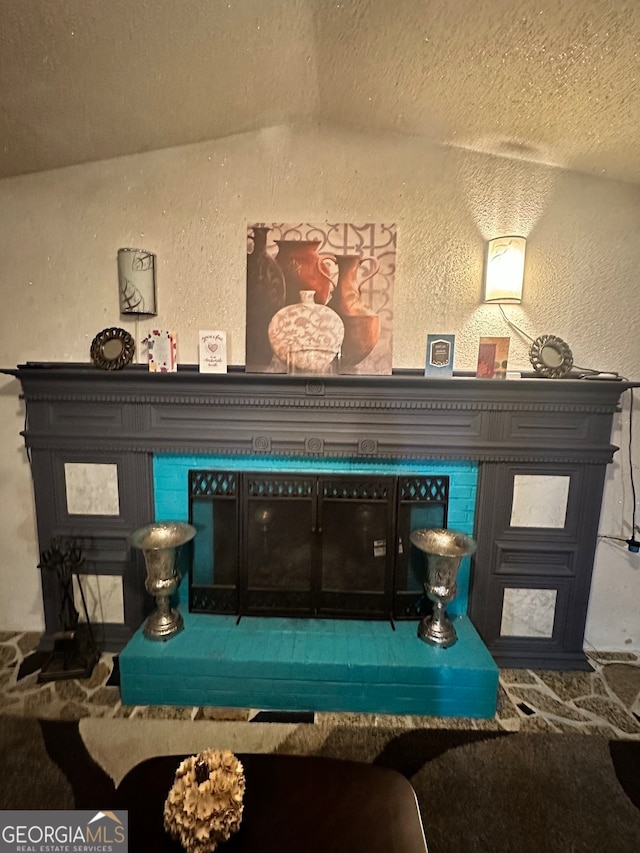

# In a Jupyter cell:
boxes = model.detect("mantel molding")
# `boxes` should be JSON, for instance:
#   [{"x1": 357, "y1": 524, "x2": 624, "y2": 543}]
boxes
[
  {"x1": 3, "y1": 362, "x2": 633, "y2": 465},
  {"x1": 13, "y1": 392, "x2": 622, "y2": 414}
]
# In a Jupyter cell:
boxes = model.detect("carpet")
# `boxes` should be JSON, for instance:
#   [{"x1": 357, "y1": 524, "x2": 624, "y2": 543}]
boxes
[{"x1": 2, "y1": 715, "x2": 640, "y2": 852}]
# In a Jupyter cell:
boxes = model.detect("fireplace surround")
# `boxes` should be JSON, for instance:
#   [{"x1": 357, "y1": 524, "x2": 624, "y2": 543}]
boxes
[{"x1": 3, "y1": 362, "x2": 633, "y2": 677}]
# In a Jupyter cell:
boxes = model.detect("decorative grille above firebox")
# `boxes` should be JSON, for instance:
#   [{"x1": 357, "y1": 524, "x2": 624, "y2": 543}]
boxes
[{"x1": 189, "y1": 470, "x2": 449, "y2": 621}]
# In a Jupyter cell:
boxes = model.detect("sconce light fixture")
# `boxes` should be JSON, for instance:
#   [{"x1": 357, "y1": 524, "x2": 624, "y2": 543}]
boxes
[
  {"x1": 483, "y1": 236, "x2": 526, "y2": 304},
  {"x1": 118, "y1": 248, "x2": 157, "y2": 315}
]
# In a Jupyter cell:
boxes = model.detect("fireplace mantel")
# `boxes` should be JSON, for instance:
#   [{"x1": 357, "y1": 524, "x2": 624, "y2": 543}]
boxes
[
  {"x1": 6, "y1": 362, "x2": 629, "y2": 463},
  {"x1": 3, "y1": 362, "x2": 634, "y2": 669}
]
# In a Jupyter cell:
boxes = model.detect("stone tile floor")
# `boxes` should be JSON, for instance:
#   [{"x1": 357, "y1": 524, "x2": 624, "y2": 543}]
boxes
[{"x1": 1, "y1": 631, "x2": 639, "y2": 737}]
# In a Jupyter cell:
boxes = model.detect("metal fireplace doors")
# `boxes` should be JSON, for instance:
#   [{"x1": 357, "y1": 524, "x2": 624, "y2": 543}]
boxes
[{"x1": 188, "y1": 470, "x2": 448, "y2": 621}]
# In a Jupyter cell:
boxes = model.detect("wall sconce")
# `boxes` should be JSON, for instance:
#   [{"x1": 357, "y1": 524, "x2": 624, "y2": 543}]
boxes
[
  {"x1": 118, "y1": 248, "x2": 157, "y2": 315},
  {"x1": 483, "y1": 236, "x2": 526, "y2": 304}
]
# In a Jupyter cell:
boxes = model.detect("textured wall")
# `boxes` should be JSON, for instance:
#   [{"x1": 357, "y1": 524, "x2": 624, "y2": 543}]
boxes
[
  {"x1": 0, "y1": 125, "x2": 638, "y2": 647},
  {"x1": 2, "y1": 0, "x2": 640, "y2": 183}
]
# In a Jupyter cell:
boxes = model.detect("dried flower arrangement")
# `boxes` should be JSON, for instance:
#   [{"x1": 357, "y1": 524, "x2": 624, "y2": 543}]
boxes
[{"x1": 163, "y1": 749, "x2": 246, "y2": 853}]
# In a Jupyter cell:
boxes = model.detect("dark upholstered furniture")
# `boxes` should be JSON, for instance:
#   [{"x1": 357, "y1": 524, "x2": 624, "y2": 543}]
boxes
[{"x1": 114, "y1": 752, "x2": 429, "y2": 852}]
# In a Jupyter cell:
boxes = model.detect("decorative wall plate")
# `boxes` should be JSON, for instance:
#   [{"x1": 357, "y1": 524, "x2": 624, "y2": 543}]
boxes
[
  {"x1": 90, "y1": 327, "x2": 135, "y2": 370},
  {"x1": 529, "y1": 334, "x2": 574, "y2": 378}
]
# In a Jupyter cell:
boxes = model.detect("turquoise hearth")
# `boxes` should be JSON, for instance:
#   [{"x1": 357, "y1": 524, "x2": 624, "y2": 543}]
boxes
[
  {"x1": 119, "y1": 611, "x2": 498, "y2": 718},
  {"x1": 119, "y1": 452, "x2": 499, "y2": 717}
]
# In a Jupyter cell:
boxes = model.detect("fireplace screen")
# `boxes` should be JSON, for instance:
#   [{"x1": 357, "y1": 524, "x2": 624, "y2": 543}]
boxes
[{"x1": 189, "y1": 470, "x2": 448, "y2": 620}]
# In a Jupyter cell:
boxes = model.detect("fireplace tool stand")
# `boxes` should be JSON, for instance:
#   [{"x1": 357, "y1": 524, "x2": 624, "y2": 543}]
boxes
[{"x1": 37, "y1": 538, "x2": 99, "y2": 682}]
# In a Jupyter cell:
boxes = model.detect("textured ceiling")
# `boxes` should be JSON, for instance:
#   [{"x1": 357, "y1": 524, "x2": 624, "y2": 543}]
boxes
[{"x1": 1, "y1": 0, "x2": 639, "y2": 182}]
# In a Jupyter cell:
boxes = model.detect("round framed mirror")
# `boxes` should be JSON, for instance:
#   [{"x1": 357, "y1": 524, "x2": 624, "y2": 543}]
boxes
[
  {"x1": 90, "y1": 327, "x2": 135, "y2": 370},
  {"x1": 529, "y1": 334, "x2": 574, "y2": 378}
]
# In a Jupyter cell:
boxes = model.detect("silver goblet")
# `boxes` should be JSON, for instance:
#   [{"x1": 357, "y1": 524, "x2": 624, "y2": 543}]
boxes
[
  {"x1": 129, "y1": 521, "x2": 196, "y2": 641},
  {"x1": 410, "y1": 527, "x2": 477, "y2": 648}
]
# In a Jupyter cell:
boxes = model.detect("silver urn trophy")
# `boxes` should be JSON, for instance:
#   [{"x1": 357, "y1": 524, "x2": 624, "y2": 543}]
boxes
[
  {"x1": 410, "y1": 527, "x2": 477, "y2": 648},
  {"x1": 129, "y1": 521, "x2": 196, "y2": 641}
]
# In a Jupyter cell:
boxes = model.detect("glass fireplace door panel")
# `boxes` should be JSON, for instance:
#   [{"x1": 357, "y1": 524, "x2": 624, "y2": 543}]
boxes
[
  {"x1": 319, "y1": 477, "x2": 394, "y2": 618},
  {"x1": 243, "y1": 475, "x2": 315, "y2": 615},
  {"x1": 394, "y1": 479, "x2": 448, "y2": 619},
  {"x1": 189, "y1": 470, "x2": 240, "y2": 613},
  {"x1": 191, "y1": 499, "x2": 238, "y2": 585}
]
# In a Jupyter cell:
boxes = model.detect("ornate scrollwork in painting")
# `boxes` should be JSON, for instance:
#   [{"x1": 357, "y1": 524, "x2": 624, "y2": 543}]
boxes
[
  {"x1": 90, "y1": 327, "x2": 135, "y2": 371},
  {"x1": 529, "y1": 334, "x2": 574, "y2": 378}
]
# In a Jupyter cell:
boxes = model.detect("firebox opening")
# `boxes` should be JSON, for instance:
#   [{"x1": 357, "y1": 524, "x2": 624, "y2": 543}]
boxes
[
  {"x1": 188, "y1": 470, "x2": 449, "y2": 621},
  {"x1": 153, "y1": 453, "x2": 479, "y2": 624}
]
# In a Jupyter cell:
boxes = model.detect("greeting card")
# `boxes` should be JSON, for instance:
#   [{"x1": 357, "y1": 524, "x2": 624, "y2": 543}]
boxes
[
  {"x1": 199, "y1": 331, "x2": 228, "y2": 374},
  {"x1": 425, "y1": 334, "x2": 455, "y2": 377}
]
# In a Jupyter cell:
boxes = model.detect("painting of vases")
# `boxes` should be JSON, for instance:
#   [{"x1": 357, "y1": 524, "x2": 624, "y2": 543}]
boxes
[{"x1": 246, "y1": 222, "x2": 396, "y2": 375}]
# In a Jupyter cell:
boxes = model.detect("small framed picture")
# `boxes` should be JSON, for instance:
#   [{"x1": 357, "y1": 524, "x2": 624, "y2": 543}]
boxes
[
  {"x1": 146, "y1": 330, "x2": 177, "y2": 372},
  {"x1": 476, "y1": 336, "x2": 510, "y2": 379},
  {"x1": 425, "y1": 334, "x2": 455, "y2": 377}
]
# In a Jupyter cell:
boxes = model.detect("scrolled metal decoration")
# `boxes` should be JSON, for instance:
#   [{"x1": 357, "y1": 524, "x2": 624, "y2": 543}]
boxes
[
  {"x1": 90, "y1": 327, "x2": 135, "y2": 371},
  {"x1": 39, "y1": 538, "x2": 81, "y2": 633},
  {"x1": 529, "y1": 334, "x2": 574, "y2": 378}
]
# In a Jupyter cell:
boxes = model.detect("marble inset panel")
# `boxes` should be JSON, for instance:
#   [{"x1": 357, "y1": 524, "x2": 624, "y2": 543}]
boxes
[
  {"x1": 64, "y1": 462, "x2": 120, "y2": 516},
  {"x1": 500, "y1": 587, "x2": 557, "y2": 638},
  {"x1": 510, "y1": 474, "x2": 570, "y2": 528},
  {"x1": 73, "y1": 574, "x2": 124, "y2": 624}
]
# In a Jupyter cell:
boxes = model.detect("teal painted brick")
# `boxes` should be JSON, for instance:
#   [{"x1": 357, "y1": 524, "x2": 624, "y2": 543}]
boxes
[
  {"x1": 120, "y1": 610, "x2": 497, "y2": 717},
  {"x1": 449, "y1": 481, "x2": 476, "y2": 489},
  {"x1": 156, "y1": 496, "x2": 188, "y2": 516},
  {"x1": 445, "y1": 513, "x2": 473, "y2": 528},
  {"x1": 449, "y1": 486, "x2": 475, "y2": 499},
  {"x1": 448, "y1": 509, "x2": 474, "y2": 524},
  {"x1": 122, "y1": 679, "x2": 497, "y2": 718},
  {"x1": 154, "y1": 470, "x2": 189, "y2": 489},
  {"x1": 450, "y1": 493, "x2": 476, "y2": 503},
  {"x1": 139, "y1": 455, "x2": 488, "y2": 716},
  {"x1": 154, "y1": 484, "x2": 186, "y2": 500},
  {"x1": 154, "y1": 454, "x2": 478, "y2": 480}
]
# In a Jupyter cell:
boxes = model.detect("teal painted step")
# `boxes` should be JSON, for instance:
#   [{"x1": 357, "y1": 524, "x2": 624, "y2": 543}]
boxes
[{"x1": 119, "y1": 611, "x2": 499, "y2": 718}]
